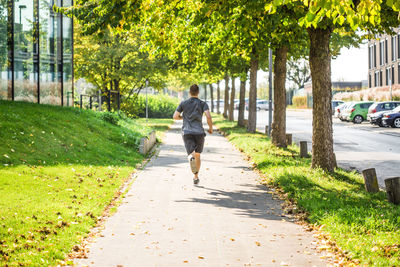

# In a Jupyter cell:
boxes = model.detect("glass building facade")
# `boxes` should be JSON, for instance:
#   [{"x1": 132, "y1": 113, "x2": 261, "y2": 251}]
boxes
[{"x1": 0, "y1": 0, "x2": 73, "y2": 106}]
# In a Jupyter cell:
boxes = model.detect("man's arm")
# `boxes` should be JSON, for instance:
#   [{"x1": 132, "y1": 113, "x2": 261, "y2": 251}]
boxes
[
  {"x1": 204, "y1": 110, "x2": 213, "y2": 134},
  {"x1": 173, "y1": 111, "x2": 182, "y2": 120}
]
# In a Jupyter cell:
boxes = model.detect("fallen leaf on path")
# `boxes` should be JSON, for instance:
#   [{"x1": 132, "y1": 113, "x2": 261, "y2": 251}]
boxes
[
  {"x1": 183, "y1": 260, "x2": 188, "y2": 263},
  {"x1": 198, "y1": 256, "x2": 204, "y2": 259},
  {"x1": 255, "y1": 241, "x2": 261, "y2": 246},
  {"x1": 280, "y1": 261, "x2": 290, "y2": 266},
  {"x1": 230, "y1": 238, "x2": 235, "y2": 241}
]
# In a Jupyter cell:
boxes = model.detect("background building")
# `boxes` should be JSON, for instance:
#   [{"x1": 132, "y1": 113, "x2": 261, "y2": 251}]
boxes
[
  {"x1": 0, "y1": 0, "x2": 73, "y2": 106},
  {"x1": 368, "y1": 28, "x2": 400, "y2": 88}
]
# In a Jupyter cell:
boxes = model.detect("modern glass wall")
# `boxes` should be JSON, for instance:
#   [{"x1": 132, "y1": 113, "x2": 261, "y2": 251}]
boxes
[
  {"x1": 40, "y1": 0, "x2": 59, "y2": 105},
  {"x1": 1, "y1": 0, "x2": 73, "y2": 105},
  {"x1": 62, "y1": 0, "x2": 72, "y2": 106},
  {"x1": 0, "y1": 1, "x2": 8, "y2": 100},
  {"x1": 14, "y1": 0, "x2": 37, "y2": 102}
]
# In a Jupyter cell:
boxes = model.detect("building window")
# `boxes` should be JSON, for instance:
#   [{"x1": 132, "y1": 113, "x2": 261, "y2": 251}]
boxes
[
  {"x1": 368, "y1": 46, "x2": 371, "y2": 69},
  {"x1": 380, "y1": 40, "x2": 384, "y2": 66},
  {"x1": 385, "y1": 39, "x2": 388, "y2": 64},
  {"x1": 380, "y1": 70, "x2": 383, "y2": 86},
  {"x1": 386, "y1": 67, "x2": 391, "y2": 86},
  {"x1": 374, "y1": 44, "x2": 377, "y2": 68},
  {"x1": 375, "y1": 71, "x2": 379, "y2": 87},
  {"x1": 0, "y1": 1, "x2": 8, "y2": 100},
  {"x1": 398, "y1": 34, "x2": 400, "y2": 60},
  {"x1": 392, "y1": 36, "x2": 397, "y2": 62},
  {"x1": 392, "y1": 65, "x2": 395, "y2": 85},
  {"x1": 369, "y1": 74, "x2": 372, "y2": 88},
  {"x1": 398, "y1": 63, "x2": 400, "y2": 85}
]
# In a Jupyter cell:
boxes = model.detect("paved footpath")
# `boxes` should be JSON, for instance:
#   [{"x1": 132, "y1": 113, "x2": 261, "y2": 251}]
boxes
[{"x1": 76, "y1": 122, "x2": 326, "y2": 267}]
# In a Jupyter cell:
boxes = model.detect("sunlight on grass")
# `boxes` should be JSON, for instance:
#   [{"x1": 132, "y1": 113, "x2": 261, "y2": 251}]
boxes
[{"x1": 0, "y1": 101, "x2": 173, "y2": 265}]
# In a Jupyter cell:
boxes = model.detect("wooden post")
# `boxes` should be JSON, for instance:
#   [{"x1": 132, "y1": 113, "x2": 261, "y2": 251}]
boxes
[
  {"x1": 362, "y1": 168, "x2": 379, "y2": 193},
  {"x1": 286, "y1": 134, "x2": 292, "y2": 146},
  {"x1": 243, "y1": 119, "x2": 248, "y2": 127},
  {"x1": 385, "y1": 177, "x2": 400, "y2": 205},
  {"x1": 265, "y1": 125, "x2": 268, "y2": 135},
  {"x1": 300, "y1": 141, "x2": 308, "y2": 158}
]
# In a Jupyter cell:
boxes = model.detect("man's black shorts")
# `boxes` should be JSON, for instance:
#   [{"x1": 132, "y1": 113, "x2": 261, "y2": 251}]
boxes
[{"x1": 183, "y1": 133, "x2": 205, "y2": 155}]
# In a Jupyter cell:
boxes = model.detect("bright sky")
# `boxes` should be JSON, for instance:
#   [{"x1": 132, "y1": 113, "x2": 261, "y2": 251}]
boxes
[{"x1": 331, "y1": 43, "x2": 368, "y2": 82}]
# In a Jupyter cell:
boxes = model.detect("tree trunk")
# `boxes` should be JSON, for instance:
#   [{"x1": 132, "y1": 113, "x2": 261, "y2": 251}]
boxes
[
  {"x1": 209, "y1": 84, "x2": 214, "y2": 112},
  {"x1": 229, "y1": 77, "x2": 235, "y2": 121},
  {"x1": 217, "y1": 82, "x2": 221, "y2": 114},
  {"x1": 308, "y1": 27, "x2": 336, "y2": 172},
  {"x1": 238, "y1": 79, "x2": 246, "y2": 127},
  {"x1": 248, "y1": 56, "x2": 258, "y2": 133},
  {"x1": 223, "y1": 74, "x2": 229, "y2": 118},
  {"x1": 271, "y1": 46, "x2": 288, "y2": 148}
]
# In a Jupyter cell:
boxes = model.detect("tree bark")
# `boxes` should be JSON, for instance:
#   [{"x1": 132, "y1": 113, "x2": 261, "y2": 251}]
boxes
[
  {"x1": 238, "y1": 79, "x2": 246, "y2": 127},
  {"x1": 217, "y1": 82, "x2": 221, "y2": 114},
  {"x1": 248, "y1": 56, "x2": 258, "y2": 133},
  {"x1": 308, "y1": 27, "x2": 336, "y2": 172},
  {"x1": 209, "y1": 84, "x2": 214, "y2": 112},
  {"x1": 223, "y1": 74, "x2": 230, "y2": 118},
  {"x1": 228, "y1": 77, "x2": 235, "y2": 121},
  {"x1": 271, "y1": 46, "x2": 288, "y2": 148}
]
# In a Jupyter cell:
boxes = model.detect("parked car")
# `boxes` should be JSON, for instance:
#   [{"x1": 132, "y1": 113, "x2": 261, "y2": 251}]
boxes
[
  {"x1": 342, "y1": 101, "x2": 374, "y2": 123},
  {"x1": 245, "y1": 98, "x2": 261, "y2": 110},
  {"x1": 256, "y1": 100, "x2": 273, "y2": 110},
  {"x1": 369, "y1": 110, "x2": 390, "y2": 127},
  {"x1": 336, "y1": 102, "x2": 354, "y2": 121},
  {"x1": 367, "y1": 101, "x2": 400, "y2": 126},
  {"x1": 334, "y1": 102, "x2": 347, "y2": 118},
  {"x1": 382, "y1": 106, "x2": 400, "y2": 128},
  {"x1": 234, "y1": 99, "x2": 240, "y2": 109},
  {"x1": 332, "y1": 100, "x2": 344, "y2": 115}
]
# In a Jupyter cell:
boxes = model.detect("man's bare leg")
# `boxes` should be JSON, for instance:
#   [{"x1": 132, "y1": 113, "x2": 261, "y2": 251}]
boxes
[{"x1": 194, "y1": 153, "x2": 201, "y2": 179}]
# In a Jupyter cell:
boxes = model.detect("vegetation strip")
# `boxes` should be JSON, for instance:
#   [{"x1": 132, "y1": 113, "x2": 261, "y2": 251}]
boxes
[
  {"x1": 213, "y1": 115, "x2": 400, "y2": 266},
  {"x1": 0, "y1": 101, "x2": 172, "y2": 266}
]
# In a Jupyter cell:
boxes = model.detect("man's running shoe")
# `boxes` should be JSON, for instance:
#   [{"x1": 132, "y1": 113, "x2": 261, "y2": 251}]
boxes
[{"x1": 193, "y1": 178, "x2": 200, "y2": 185}]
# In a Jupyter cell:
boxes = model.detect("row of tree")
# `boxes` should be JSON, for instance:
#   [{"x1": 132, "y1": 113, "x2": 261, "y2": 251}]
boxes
[{"x1": 61, "y1": 0, "x2": 400, "y2": 172}]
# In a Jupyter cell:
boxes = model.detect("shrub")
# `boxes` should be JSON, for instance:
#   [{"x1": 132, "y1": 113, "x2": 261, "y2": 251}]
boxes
[
  {"x1": 121, "y1": 94, "x2": 180, "y2": 118},
  {"x1": 292, "y1": 96, "x2": 307, "y2": 108},
  {"x1": 99, "y1": 111, "x2": 120, "y2": 125}
]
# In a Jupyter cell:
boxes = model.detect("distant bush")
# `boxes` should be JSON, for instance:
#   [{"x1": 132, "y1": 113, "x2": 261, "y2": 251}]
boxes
[
  {"x1": 99, "y1": 111, "x2": 120, "y2": 125},
  {"x1": 121, "y1": 94, "x2": 179, "y2": 118},
  {"x1": 292, "y1": 96, "x2": 307, "y2": 108}
]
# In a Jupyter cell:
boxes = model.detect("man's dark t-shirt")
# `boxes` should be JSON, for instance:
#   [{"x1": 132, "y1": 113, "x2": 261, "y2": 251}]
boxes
[{"x1": 176, "y1": 97, "x2": 209, "y2": 135}]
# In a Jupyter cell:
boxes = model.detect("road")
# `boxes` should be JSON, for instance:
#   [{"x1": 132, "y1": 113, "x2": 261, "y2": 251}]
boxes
[{"x1": 232, "y1": 109, "x2": 400, "y2": 188}]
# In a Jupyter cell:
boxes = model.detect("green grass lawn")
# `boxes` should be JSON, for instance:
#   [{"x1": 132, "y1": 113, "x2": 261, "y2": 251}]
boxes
[
  {"x1": 213, "y1": 115, "x2": 400, "y2": 266},
  {"x1": 0, "y1": 101, "x2": 172, "y2": 266}
]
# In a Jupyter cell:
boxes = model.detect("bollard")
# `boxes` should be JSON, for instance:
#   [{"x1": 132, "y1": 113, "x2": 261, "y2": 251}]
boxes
[
  {"x1": 384, "y1": 177, "x2": 400, "y2": 205},
  {"x1": 265, "y1": 125, "x2": 269, "y2": 135},
  {"x1": 362, "y1": 168, "x2": 379, "y2": 193},
  {"x1": 286, "y1": 134, "x2": 292, "y2": 146},
  {"x1": 299, "y1": 141, "x2": 308, "y2": 158}
]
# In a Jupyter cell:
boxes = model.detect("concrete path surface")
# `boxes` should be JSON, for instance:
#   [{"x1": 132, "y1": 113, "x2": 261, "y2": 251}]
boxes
[{"x1": 75, "y1": 122, "x2": 326, "y2": 267}]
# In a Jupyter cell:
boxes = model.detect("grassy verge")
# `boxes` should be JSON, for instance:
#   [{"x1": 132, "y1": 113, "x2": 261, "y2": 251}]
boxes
[
  {"x1": 213, "y1": 114, "x2": 400, "y2": 266},
  {"x1": 0, "y1": 101, "x2": 172, "y2": 266}
]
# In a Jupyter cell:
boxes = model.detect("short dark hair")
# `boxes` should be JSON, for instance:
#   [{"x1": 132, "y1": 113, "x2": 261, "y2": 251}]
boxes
[{"x1": 190, "y1": 84, "x2": 199, "y2": 96}]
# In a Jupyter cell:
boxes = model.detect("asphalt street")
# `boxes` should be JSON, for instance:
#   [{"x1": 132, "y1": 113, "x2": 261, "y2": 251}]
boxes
[{"x1": 232, "y1": 109, "x2": 400, "y2": 188}]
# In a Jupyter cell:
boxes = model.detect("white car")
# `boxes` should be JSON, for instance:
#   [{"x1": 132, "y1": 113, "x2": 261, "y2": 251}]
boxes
[{"x1": 256, "y1": 100, "x2": 273, "y2": 111}]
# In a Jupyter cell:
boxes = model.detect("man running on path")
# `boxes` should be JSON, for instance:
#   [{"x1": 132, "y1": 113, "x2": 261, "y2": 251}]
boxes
[{"x1": 173, "y1": 84, "x2": 213, "y2": 184}]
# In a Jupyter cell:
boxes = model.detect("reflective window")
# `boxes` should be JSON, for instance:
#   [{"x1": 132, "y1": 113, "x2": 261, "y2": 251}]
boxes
[
  {"x1": 14, "y1": 0, "x2": 38, "y2": 103},
  {"x1": 62, "y1": 0, "x2": 73, "y2": 106},
  {"x1": 39, "y1": 0, "x2": 59, "y2": 105},
  {"x1": 0, "y1": 1, "x2": 8, "y2": 100}
]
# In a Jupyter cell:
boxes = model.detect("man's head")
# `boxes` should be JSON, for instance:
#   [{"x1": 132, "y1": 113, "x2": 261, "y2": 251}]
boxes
[{"x1": 190, "y1": 84, "x2": 199, "y2": 96}]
